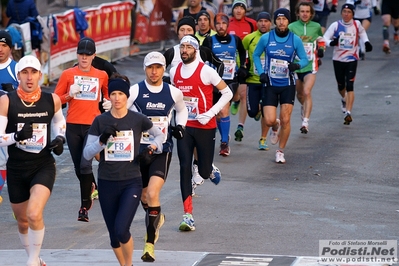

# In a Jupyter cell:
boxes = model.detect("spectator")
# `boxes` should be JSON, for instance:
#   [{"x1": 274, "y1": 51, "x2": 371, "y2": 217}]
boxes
[{"x1": 6, "y1": 0, "x2": 39, "y2": 26}]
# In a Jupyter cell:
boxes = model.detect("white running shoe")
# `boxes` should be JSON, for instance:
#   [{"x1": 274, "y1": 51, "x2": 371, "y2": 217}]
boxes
[
  {"x1": 300, "y1": 120, "x2": 309, "y2": 134},
  {"x1": 275, "y1": 150, "x2": 286, "y2": 164},
  {"x1": 192, "y1": 164, "x2": 204, "y2": 185},
  {"x1": 269, "y1": 119, "x2": 281, "y2": 145}
]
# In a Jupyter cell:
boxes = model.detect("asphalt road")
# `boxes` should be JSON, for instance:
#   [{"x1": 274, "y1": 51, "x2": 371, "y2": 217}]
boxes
[{"x1": 1, "y1": 3, "x2": 399, "y2": 266}]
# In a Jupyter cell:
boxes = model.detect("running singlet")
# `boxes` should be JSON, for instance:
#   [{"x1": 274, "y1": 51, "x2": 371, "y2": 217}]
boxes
[
  {"x1": 173, "y1": 62, "x2": 216, "y2": 129},
  {"x1": 134, "y1": 81, "x2": 175, "y2": 152},
  {"x1": 266, "y1": 31, "x2": 296, "y2": 87},
  {"x1": 211, "y1": 35, "x2": 237, "y2": 80},
  {"x1": 6, "y1": 91, "x2": 54, "y2": 161}
]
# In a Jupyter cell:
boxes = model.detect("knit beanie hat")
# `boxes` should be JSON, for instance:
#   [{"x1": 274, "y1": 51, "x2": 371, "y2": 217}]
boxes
[
  {"x1": 177, "y1": 16, "x2": 196, "y2": 33},
  {"x1": 0, "y1": 30, "x2": 12, "y2": 49},
  {"x1": 232, "y1": 0, "x2": 247, "y2": 11},
  {"x1": 341, "y1": 3, "x2": 355, "y2": 15},
  {"x1": 108, "y1": 78, "x2": 130, "y2": 98},
  {"x1": 273, "y1": 8, "x2": 291, "y2": 24}
]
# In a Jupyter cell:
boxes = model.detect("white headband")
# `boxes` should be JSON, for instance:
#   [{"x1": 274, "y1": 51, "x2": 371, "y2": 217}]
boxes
[{"x1": 180, "y1": 35, "x2": 199, "y2": 50}]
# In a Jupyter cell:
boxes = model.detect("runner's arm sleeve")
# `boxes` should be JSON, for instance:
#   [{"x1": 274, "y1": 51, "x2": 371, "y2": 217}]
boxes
[
  {"x1": 83, "y1": 134, "x2": 104, "y2": 160},
  {"x1": 163, "y1": 48, "x2": 174, "y2": 69},
  {"x1": 323, "y1": 22, "x2": 337, "y2": 46},
  {"x1": 126, "y1": 84, "x2": 139, "y2": 111},
  {"x1": 51, "y1": 108, "x2": 66, "y2": 138},
  {"x1": 236, "y1": 36, "x2": 247, "y2": 67},
  {"x1": 54, "y1": 72, "x2": 71, "y2": 104},
  {"x1": 147, "y1": 126, "x2": 164, "y2": 154},
  {"x1": 208, "y1": 86, "x2": 233, "y2": 116},
  {"x1": 171, "y1": 86, "x2": 188, "y2": 127},
  {"x1": 357, "y1": 21, "x2": 370, "y2": 43},
  {"x1": 0, "y1": 115, "x2": 17, "y2": 147},
  {"x1": 253, "y1": 34, "x2": 268, "y2": 74}
]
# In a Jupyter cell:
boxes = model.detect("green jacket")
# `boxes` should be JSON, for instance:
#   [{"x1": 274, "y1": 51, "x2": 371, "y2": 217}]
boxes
[
  {"x1": 242, "y1": 30, "x2": 266, "y2": 84},
  {"x1": 288, "y1": 20, "x2": 323, "y2": 73}
]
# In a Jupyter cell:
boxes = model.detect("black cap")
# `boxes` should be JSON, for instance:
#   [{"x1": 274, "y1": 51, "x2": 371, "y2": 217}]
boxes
[
  {"x1": 77, "y1": 37, "x2": 96, "y2": 55},
  {"x1": 0, "y1": 30, "x2": 12, "y2": 49}
]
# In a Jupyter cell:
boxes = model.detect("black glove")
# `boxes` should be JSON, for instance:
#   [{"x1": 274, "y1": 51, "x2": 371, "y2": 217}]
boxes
[
  {"x1": 312, "y1": 0, "x2": 319, "y2": 4},
  {"x1": 138, "y1": 146, "x2": 154, "y2": 165},
  {"x1": 1, "y1": 83, "x2": 14, "y2": 93},
  {"x1": 14, "y1": 122, "x2": 33, "y2": 141},
  {"x1": 99, "y1": 125, "x2": 117, "y2": 144},
  {"x1": 374, "y1": 6, "x2": 380, "y2": 15},
  {"x1": 236, "y1": 66, "x2": 249, "y2": 79},
  {"x1": 330, "y1": 5, "x2": 337, "y2": 13},
  {"x1": 317, "y1": 48, "x2": 324, "y2": 58},
  {"x1": 259, "y1": 73, "x2": 269, "y2": 84},
  {"x1": 162, "y1": 76, "x2": 171, "y2": 84},
  {"x1": 365, "y1": 41, "x2": 373, "y2": 52},
  {"x1": 330, "y1": 38, "x2": 339, "y2": 47},
  {"x1": 288, "y1": 62, "x2": 300, "y2": 72},
  {"x1": 49, "y1": 135, "x2": 65, "y2": 156},
  {"x1": 171, "y1": 125, "x2": 185, "y2": 140},
  {"x1": 354, "y1": 0, "x2": 361, "y2": 5}
]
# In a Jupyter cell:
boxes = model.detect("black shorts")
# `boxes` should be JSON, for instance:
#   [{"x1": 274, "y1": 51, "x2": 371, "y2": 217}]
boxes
[
  {"x1": 381, "y1": 0, "x2": 399, "y2": 18},
  {"x1": 261, "y1": 85, "x2": 296, "y2": 107},
  {"x1": 140, "y1": 152, "x2": 172, "y2": 188},
  {"x1": 295, "y1": 71, "x2": 313, "y2": 82},
  {"x1": 7, "y1": 156, "x2": 56, "y2": 203}
]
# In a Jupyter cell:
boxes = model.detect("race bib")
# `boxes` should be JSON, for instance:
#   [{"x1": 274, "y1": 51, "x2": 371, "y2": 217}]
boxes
[
  {"x1": 303, "y1": 42, "x2": 314, "y2": 61},
  {"x1": 269, "y1": 58, "x2": 289, "y2": 79},
  {"x1": 183, "y1": 96, "x2": 199, "y2": 120},
  {"x1": 104, "y1": 130, "x2": 134, "y2": 161},
  {"x1": 16, "y1": 123, "x2": 47, "y2": 154},
  {"x1": 141, "y1": 116, "x2": 168, "y2": 144},
  {"x1": 73, "y1": 75, "x2": 100, "y2": 101},
  {"x1": 339, "y1": 32, "x2": 356, "y2": 50},
  {"x1": 313, "y1": 1, "x2": 324, "y2": 11},
  {"x1": 222, "y1": 59, "x2": 236, "y2": 80}
]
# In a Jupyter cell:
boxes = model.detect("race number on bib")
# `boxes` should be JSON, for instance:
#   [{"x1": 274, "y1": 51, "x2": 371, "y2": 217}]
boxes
[
  {"x1": 270, "y1": 59, "x2": 289, "y2": 79},
  {"x1": 105, "y1": 130, "x2": 134, "y2": 161},
  {"x1": 222, "y1": 59, "x2": 236, "y2": 80},
  {"x1": 183, "y1": 96, "x2": 199, "y2": 120},
  {"x1": 73, "y1": 75, "x2": 100, "y2": 101},
  {"x1": 141, "y1": 116, "x2": 168, "y2": 144},
  {"x1": 16, "y1": 123, "x2": 47, "y2": 154}
]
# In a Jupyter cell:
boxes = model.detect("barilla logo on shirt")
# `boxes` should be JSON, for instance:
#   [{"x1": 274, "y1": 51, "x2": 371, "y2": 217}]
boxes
[{"x1": 146, "y1": 102, "x2": 166, "y2": 110}]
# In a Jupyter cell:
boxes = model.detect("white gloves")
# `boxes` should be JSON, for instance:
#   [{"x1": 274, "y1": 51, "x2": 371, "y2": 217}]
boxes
[
  {"x1": 102, "y1": 98, "x2": 112, "y2": 111},
  {"x1": 196, "y1": 110, "x2": 215, "y2": 125},
  {"x1": 69, "y1": 84, "x2": 81, "y2": 98}
]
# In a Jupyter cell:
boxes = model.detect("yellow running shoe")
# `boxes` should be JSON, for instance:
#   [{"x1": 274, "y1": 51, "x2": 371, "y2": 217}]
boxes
[{"x1": 141, "y1": 243, "x2": 155, "y2": 262}]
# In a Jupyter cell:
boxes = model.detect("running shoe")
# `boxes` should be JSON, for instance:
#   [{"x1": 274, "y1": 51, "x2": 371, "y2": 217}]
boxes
[
  {"x1": 91, "y1": 182, "x2": 98, "y2": 200},
  {"x1": 383, "y1": 43, "x2": 391, "y2": 54},
  {"x1": 192, "y1": 164, "x2": 204, "y2": 186},
  {"x1": 341, "y1": 99, "x2": 346, "y2": 113},
  {"x1": 269, "y1": 119, "x2": 280, "y2": 145},
  {"x1": 141, "y1": 243, "x2": 155, "y2": 262},
  {"x1": 394, "y1": 33, "x2": 399, "y2": 44},
  {"x1": 300, "y1": 120, "x2": 309, "y2": 134},
  {"x1": 254, "y1": 111, "x2": 262, "y2": 121},
  {"x1": 78, "y1": 207, "x2": 89, "y2": 222},
  {"x1": 219, "y1": 142, "x2": 230, "y2": 156},
  {"x1": 275, "y1": 150, "x2": 286, "y2": 164},
  {"x1": 344, "y1": 113, "x2": 352, "y2": 125},
  {"x1": 258, "y1": 138, "x2": 269, "y2": 150},
  {"x1": 234, "y1": 127, "x2": 244, "y2": 142},
  {"x1": 210, "y1": 163, "x2": 221, "y2": 185},
  {"x1": 230, "y1": 101, "x2": 239, "y2": 115},
  {"x1": 179, "y1": 213, "x2": 195, "y2": 231}
]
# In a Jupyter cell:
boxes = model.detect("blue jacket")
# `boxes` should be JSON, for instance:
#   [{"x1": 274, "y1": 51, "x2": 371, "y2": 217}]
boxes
[{"x1": 6, "y1": 0, "x2": 39, "y2": 26}]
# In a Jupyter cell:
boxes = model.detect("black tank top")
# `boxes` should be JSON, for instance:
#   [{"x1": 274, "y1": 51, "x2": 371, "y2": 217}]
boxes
[{"x1": 6, "y1": 91, "x2": 55, "y2": 162}]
